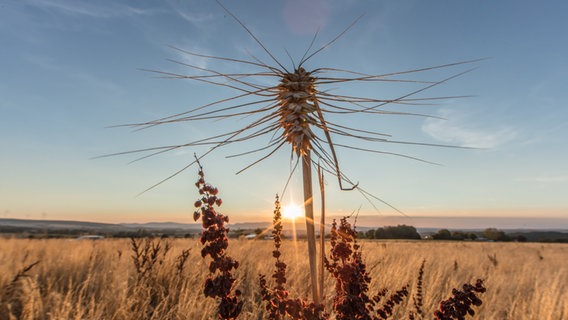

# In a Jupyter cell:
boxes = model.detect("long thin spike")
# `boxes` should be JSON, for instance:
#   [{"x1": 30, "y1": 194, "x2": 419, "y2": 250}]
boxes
[
  {"x1": 280, "y1": 156, "x2": 300, "y2": 199},
  {"x1": 225, "y1": 138, "x2": 284, "y2": 159},
  {"x1": 313, "y1": 99, "x2": 358, "y2": 191},
  {"x1": 216, "y1": 0, "x2": 288, "y2": 72},
  {"x1": 325, "y1": 121, "x2": 391, "y2": 137},
  {"x1": 300, "y1": 14, "x2": 365, "y2": 66},
  {"x1": 165, "y1": 58, "x2": 272, "y2": 92},
  {"x1": 113, "y1": 85, "x2": 276, "y2": 130},
  {"x1": 300, "y1": 28, "x2": 320, "y2": 66},
  {"x1": 313, "y1": 58, "x2": 488, "y2": 82},
  {"x1": 157, "y1": 100, "x2": 276, "y2": 124},
  {"x1": 359, "y1": 68, "x2": 478, "y2": 114},
  {"x1": 235, "y1": 140, "x2": 286, "y2": 175},
  {"x1": 168, "y1": 45, "x2": 282, "y2": 74},
  {"x1": 333, "y1": 143, "x2": 441, "y2": 165},
  {"x1": 135, "y1": 110, "x2": 282, "y2": 194}
]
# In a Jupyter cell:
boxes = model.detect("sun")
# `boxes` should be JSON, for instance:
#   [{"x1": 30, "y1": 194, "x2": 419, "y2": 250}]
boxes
[{"x1": 282, "y1": 203, "x2": 303, "y2": 221}]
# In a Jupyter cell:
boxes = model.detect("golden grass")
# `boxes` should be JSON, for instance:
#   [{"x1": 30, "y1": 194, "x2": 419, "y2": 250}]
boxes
[{"x1": 0, "y1": 238, "x2": 566, "y2": 319}]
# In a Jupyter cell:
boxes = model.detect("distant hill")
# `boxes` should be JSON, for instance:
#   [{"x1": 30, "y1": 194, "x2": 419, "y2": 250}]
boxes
[
  {"x1": 0, "y1": 218, "x2": 288, "y2": 237},
  {"x1": 0, "y1": 218, "x2": 201, "y2": 237},
  {"x1": 0, "y1": 218, "x2": 359, "y2": 238},
  {"x1": 119, "y1": 222, "x2": 202, "y2": 230},
  {"x1": 0, "y1": 218, "x2": 124, "y2": 231},
  {"x1": 507, "y1": 230, "x2": 568, "y2": 242},
  {"x1": 1, "y1": 218, "x2": 566, "y2": 241}
]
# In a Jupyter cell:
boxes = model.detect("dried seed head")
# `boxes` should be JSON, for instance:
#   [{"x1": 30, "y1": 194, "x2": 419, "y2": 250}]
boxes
[{"x1": 278, "y1": 67, "x2": 317, "y2": 156}]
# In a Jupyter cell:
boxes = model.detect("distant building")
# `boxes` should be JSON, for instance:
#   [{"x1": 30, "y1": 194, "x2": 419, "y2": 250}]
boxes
[{"x1": 77, "y1": 235, "x2": 104, "y2": 240}]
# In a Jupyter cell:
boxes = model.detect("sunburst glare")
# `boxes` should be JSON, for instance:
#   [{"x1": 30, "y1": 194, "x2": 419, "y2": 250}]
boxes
[{"x1": 281, "y1": 203, "x2": 303, "y2": 221}]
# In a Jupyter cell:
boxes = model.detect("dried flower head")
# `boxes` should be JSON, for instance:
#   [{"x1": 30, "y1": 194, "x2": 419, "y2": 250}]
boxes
[
  {"x1": 194, "y1": 160, "x2": 242, "y2": 319},
  {"x1": 325, "y1": 217, "x2": 409, "y2": 320},
  {"x1": 434, "y1": 279, "x2": 486, "y2": 320},
  {"x1": 259, "y1": 195, "x2": 328, "y2": 320}
]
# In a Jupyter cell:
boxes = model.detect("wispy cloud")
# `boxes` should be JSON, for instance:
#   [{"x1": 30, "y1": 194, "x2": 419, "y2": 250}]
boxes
[
  {"x1": 25, "y1": 0, "x2": 162, "y2": 19},
  {"x1": 166, "y1": 44, "x2": 211, "y2": 75},
  {"x1": 517, "y1": 175, "x2": 568, "y2": 183},
  {"x1": 534, "y1": 176, "x2": 568, "y2": 183},
  {"x1": 164, "y1": 0, "x2": 215, "y2": 26},
  {"x1": 23, "y1": 53, "x2": 121, "y2": 93},
  {"x1": 173, "y1": 9, "x2": 213, "y2": 25},
  {"x1": 422, "y1": 108, "x2": 517, "y2": 148}
]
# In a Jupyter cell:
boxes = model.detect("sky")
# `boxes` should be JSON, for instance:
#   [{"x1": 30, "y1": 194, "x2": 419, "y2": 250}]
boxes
[{"x1": 1, "y1": 0, "x2": 567, "y2": 228}]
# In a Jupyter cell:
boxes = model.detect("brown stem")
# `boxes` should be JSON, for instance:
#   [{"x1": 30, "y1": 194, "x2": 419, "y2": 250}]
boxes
[
  {"x1": 302, "y1": 151, "x2": 320, "y2": 304},
  {"x1": 318, "y1": 163, "x2": 325, "y2": 300}
]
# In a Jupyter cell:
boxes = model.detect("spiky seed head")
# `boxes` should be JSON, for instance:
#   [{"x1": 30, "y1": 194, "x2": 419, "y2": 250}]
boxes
[{"x1": 278, "y1": 67, "x2": 317, "y2": 156}]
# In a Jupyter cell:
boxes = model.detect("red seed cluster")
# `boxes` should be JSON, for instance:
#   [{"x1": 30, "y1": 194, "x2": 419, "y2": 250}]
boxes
[
  {"x1": 326, "y1": 218, "x2": 373, "y2": 319},
  {"x1": 375, "y1": 286, "x2": 409, "y2": 319},
  {"x1": 325, "y1": 217, "x2": 409, "y2": 320},
  {"x1": 193, "y1": 166, "x2": 242, "y2": 319},
  {"x1": 259, "y1": 196, "x2": 327, "y2": 320},
  {"x1": 189, "y1": 162, "x2": 486, "y2": 320},
  {"x1": 259, "y1": 209, "x2": 485, "y2": 320},
  {"x1": 411, "y1": 260, "x2": 426, "y2": 318},
  {"x1": 434, "y1": 279, "x2": 486, "y2": 320}
]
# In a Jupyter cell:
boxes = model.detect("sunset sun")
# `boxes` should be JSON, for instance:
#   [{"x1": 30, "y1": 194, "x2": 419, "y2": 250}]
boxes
[{"x1": 282, "y1": 203, "x2": 303, "y2": 221}]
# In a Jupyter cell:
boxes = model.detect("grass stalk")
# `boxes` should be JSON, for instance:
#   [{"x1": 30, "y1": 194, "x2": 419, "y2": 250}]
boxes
[
  {"x1": 318, "y1": 163, "x2": 326, "y2": 300},
  {"x1": 302, "y1": 151, "x2": 320, "y2": 304}
]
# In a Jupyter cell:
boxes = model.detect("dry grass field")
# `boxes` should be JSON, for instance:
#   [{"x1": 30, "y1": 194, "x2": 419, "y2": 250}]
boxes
[{"x1": 0, "y1": 237, "x2": 566, "y2": 319}]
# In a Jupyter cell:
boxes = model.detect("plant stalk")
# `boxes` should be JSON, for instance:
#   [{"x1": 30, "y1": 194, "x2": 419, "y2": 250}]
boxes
[
  {"x1": 302, "y1": 151, "x2": 320, "y2": 304},
  {"x1": 318, "y1": 163, "x2": 325, "y2": 300}
]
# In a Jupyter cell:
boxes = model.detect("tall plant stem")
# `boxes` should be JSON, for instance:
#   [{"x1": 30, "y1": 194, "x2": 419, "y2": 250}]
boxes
[
  {"x1": 302, "y1": 151, "x2": 320, "y2": 304},
  {"x1": 318, "y1": 163, "x2": 325, "y2": 300}
]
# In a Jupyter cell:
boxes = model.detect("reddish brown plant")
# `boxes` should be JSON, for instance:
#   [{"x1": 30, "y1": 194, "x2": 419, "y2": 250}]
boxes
[
  {"x1": 259, "y1": 195, "x2": 327, "y2": 320},
  {"x1": 325, "y1": 217, "x2": 409, "y2": 320},
  {"x1": 194, "y1": 159, "x2": 242, "y2": 319},
  {"x1": 434, "y1": 279, "x2": 486, "y2": 320}
]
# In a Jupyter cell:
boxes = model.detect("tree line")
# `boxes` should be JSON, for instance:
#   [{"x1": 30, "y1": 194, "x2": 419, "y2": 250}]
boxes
[
  {"x1": 358, "y1": 225, "x2": 421, "y2": 240},
  {"x1": 357, "y1": 226, "x2": 538, "y2": 242}
]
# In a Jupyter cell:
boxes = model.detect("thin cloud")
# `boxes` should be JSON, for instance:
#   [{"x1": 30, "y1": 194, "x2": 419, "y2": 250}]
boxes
[
  {"x1": 422, "y1": 108, "x2": 517, "y2": 148},
  {"x1": 173, "y1": 9, "x2": 213, "y2": 25},
  {"x1": 25, "y1": 0, "x2": 161, "y2": 19},
  {"x1": 23, "y1": 53, "x2": 121, "y2": 93},
  {"x1": 517, "y1": 175, "x2": 568, "y2": 183},
  {"x1": 165, "y1": 0, "x2": 215, "y2": 26},
  {"x1": 534, "y1": 176, "x2": 568, "y2": 183},
  {"x1": 167, "y1": 44, "x2": 211, "y2": 74}
]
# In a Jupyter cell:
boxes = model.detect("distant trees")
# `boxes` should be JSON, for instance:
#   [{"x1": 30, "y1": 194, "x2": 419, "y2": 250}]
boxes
[
  {"x1": 429, "y1": 228, "x2": 512, "y2": 241},
  {"x1": 483, "y1": 228, "x2": 510, "y2": 241},
  {"x1": 511, "y1": 234, "x2": 527, "y2": 242},
  {"x1": 432, "y1": 229, "x2": 451, "y2": 240},
  {"x1": 431, "y1": 229, "x2": 477, "y2": 241},
  {"x1": 360, "y1": 225, "x2": 421, "y2": 240}
]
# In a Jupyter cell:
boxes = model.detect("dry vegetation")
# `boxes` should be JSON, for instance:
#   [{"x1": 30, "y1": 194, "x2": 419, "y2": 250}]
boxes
[{"x1": 0, "y1": 237, "x2": 566, "y2": 319}]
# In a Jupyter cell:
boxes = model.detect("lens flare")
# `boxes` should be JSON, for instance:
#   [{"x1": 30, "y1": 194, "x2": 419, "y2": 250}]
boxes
[{"x1": 282, "y1": 203, "x2": 303, "y2": 220}]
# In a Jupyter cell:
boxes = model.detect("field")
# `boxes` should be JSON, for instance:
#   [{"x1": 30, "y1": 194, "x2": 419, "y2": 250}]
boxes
[{"x1": 0, "y1": 238, "x2": 566, "y2": 319}]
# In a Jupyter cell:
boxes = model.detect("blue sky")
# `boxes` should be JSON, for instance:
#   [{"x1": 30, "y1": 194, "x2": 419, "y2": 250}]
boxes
[{"x1": 1, "y1": 0, "x2": 567, "y2": 227}]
